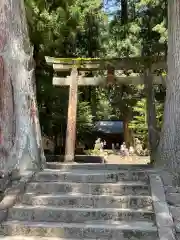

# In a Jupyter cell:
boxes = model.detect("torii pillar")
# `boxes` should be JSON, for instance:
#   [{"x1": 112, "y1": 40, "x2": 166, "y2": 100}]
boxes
[{"x1": 64, "y1": 67, "x2": 78, "y2": 162}]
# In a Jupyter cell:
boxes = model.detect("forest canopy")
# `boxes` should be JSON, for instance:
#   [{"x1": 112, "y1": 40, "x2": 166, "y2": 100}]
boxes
[{"x1": 25, "y1": 0, "x2": 167, "y2": 151}]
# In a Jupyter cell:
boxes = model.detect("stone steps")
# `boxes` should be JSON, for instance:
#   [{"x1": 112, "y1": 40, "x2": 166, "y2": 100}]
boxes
[
  {"x1": 0, "y1": 163, "x2": 158, "y2": 239},
  {"x1": 20, "y1": 193, "x2": 153, "y2": 209},
  {"x1": 8, "y1": 205, "x2": 155, "y2": 222},
  {"x1": 46, "y1": 162, "x2": 151, "y2": 170},
  {"x1": 26, "y1": 181, "x2": 150, "y2": 195},
  {"x1": 0, "y1": 238, "x2": 137, "y2": 240},
  {"x1": 0, "y1": 220, "x2": 158, "y2": 239},
  {"x1": 34, "y1": 169, "x2": 149, "y2": 182}
]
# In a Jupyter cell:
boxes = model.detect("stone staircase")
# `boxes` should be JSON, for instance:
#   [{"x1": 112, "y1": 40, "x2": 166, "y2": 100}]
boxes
[{"x1": 0, "y1": 163, "x2": 159, "y2": 239}]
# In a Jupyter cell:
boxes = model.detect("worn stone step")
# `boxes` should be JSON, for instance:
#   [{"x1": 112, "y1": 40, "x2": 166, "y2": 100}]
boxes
[
  {"x1": 34, "y1": 169, "x2": 149, "y2": 183},
  {"x1": 46, "y1": 162, "x2": 152, "y2": 171},
  {"x1": 26, "y1": 181, "x2": 150, "y2": 195},
  {"x1": 2, "y1": 238, "x2": 155, "y2": 240},
  {"x1": 0, "y1": 220, "x2": 158, "y2": 239},
  {"x1": 0, "y1": 238, "x2": 105, "y2": 240},
  {"x1": 8, "y1": 204, "x2": 155, "y2": 222},
  {"x1": 21, "y1": 193, "x2": 153, "y2": 209},
  {"x1": 0, "y1": 238, "x2": 128, "y2": 240}
]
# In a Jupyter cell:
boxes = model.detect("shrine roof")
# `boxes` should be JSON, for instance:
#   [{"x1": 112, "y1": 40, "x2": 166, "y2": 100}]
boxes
[{"x1": 94, "y1": 121, "x2": 124, "y2": 134}]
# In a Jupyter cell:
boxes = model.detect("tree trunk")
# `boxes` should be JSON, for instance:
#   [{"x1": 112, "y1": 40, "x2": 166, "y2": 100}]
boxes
[
  {"x1": 0, "y1": 0, "x2": 45, "y2": 174},
  {"x1": 121, "y1": 0, "x2": 128, "y2": 25},
  {"x1": 123, "y1": 118, "x2": 130, "y2": 147},
  {"x1": 144, "y1": 69, "x2": 159, "y2": 159},
  {"x1": 157, "y1": 0, "x2": 180, "y2": 183}
]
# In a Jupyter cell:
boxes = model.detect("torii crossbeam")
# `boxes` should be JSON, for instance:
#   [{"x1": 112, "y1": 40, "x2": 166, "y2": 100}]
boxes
[{"x1": 46, "y1": 56, "x2": 166, "y2": 162}]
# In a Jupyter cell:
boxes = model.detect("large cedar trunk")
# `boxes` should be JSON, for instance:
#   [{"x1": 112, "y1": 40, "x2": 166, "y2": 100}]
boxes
[
  {"x1": 157, "y1": 0, "x2": 180, "y2": 182},
  {"x1": 0, "y1": 0, "x2": 45, "y2": 174},
  {"x1": 144, "y1": 69, "x2": 159, "y2": 158}
]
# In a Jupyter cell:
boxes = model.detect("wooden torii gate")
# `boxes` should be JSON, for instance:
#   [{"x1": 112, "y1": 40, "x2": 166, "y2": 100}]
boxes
[{"x1": 46, "y1": 56, "x2": 166, "y2": 162}]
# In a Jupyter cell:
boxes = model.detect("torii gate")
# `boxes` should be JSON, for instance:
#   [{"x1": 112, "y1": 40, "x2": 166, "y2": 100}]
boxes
[{"x1": 46, "y1": 56, "x2": 166, "y2": 162}]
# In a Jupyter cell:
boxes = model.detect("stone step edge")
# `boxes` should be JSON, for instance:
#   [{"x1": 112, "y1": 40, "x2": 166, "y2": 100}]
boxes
[
  {"x1": 22, "y1": 193, "x2": 152, "y2": 199},
  {"x1": 11, "y1": 205, "x2": 154, "y2": 212},
  {"x1": 28, "y1": 180, "x2": 149, "y2": 186},
  {"x1": 0, "y1": 237, "x2": 129, "y2": 240},
  {"x1": 42, "y1": 169, "x2": 151, "y2": 174},
  {"x1": 3, "y1": 220, "x2": 157, "y2": 231},
  {"x1": 46, "y1": 162, "x2": 152, "y2": 168}
]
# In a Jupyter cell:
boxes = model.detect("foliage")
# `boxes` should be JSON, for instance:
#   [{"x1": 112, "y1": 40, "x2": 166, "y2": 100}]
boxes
[
  {"x1": 77, "y1": 101, "x2": 93, "y2": 141},
  {"x1": 25, "y1": 0, "x2": 166, "y2": 151},
  {"x1": 129, "y1": 95, "x2": 164, "y2": 146},
  {"x1": 129, "y1": 98, "x2": 148, "y2": 145}
]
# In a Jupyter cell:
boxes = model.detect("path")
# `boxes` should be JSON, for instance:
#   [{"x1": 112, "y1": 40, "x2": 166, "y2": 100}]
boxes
[
  {"x1": 0, "y1": 162, "x2": 174, "y2": 239},
  {"x1": 106, "y1": 154, "x2": 150, "y2": 164}
]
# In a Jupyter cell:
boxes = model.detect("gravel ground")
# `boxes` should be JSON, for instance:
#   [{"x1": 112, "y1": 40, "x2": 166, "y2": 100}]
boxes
[{"x1": 105, "y1": 154, "x2": 150, "y2": 164}]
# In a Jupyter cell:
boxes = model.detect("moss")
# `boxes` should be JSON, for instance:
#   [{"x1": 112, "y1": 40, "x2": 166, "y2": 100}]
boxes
[
  {"x1": 47, "y1": 55, "x2": 165, "y2": 64},
  {"x1": 162, "y1": 71, "x2": 167, "y2": 76},
  {"x1": 45, "y1": 55, "x2": 166, "y2": 71},
  {"x1": 54, "y1": 57, "x2": 100, "y2": 61}
]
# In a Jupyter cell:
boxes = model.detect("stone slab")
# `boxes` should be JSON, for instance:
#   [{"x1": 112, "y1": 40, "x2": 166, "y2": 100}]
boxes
[
  {"x1": 175, "y1": 222, "x2": 180, "y2": 232},
  {"x1": 149, "y1": 174, "x2": 176, "y2": 240},
  {"x1": 0, "y1": 171, "x2": 35, "y2": 211},
  {"x1": 0, "y1": 220, "x2": 158, "y2": 239},
  {"x1": 9, "y1": 205, "x2": 155, "y2": 222},
  {"x1": 21, "y1": 193, "x2": 152, "y2": 209},
  {"x1": 158, "y1": 228, "x2": 176, "y2": 240},
  {"x1": 150, "y1": 175, "x2": 166, "y2": 202},
  {"x1": 153, "y1": 201, "x2": 174, "y2": 227},
  {"x1": 0, "y1": 237, "x2": 158, "y2": 240},
  {"x1": 159, "y1": 171, "x2": 174, "y2": 186},
  {"x1": 0, "y1": 171, "x2": 35, "y2": 225},
  {"x1": 166, "y1": 193, "x2": 180, "y2": 206},
  {"x1": 164, "y1": 186, "x2": 178, "y2": 194},
  {"x1": 26, "y1": 181, "x2": 150, "y2": 195},
  {"x1": 46, "y1": 162, "x2": 153, "y2": 171},
  {"x1": 170, "y1": 206, "x2": 180, "y2": 221},
  {"x1": 34, "y1": 169, "x2": 149, "y2": 183}
]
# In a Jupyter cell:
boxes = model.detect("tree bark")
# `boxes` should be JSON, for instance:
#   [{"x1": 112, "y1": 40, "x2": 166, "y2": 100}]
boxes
[
  {"x1": 144, "y1": 68, "x2": 159, "y2": 159},
  {"x1": 123, "y1": 118, "x2": 130, "y2": 147},
  {"x1": 157, "y1": 0, "x2": 180, "y2": 183},
  {"x1": 121, "y1": 0, "x2": 128, "y2": 25},
  {"x1": 0, "y1": 0, "x2": 45, "y2": 174}
]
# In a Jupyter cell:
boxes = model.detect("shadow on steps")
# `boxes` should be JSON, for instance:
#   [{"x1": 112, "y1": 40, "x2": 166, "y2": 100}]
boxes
[{"x1": 45, "y1": 155, "x2": 106, "y2": 163}]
